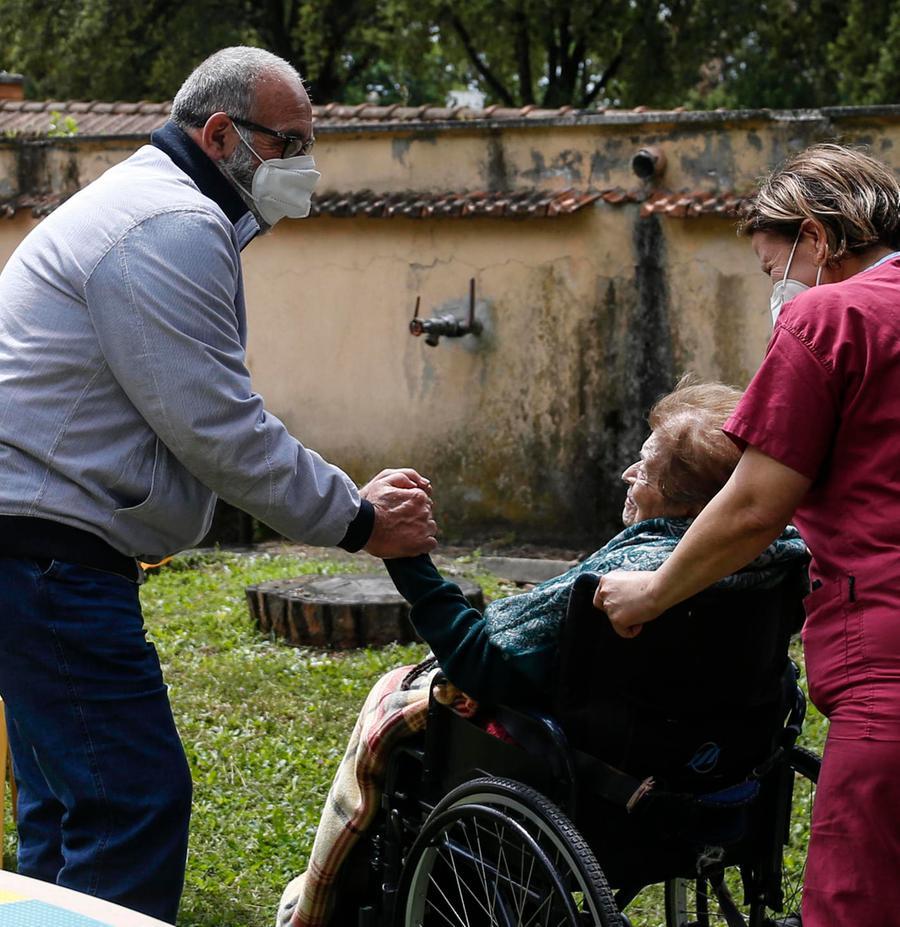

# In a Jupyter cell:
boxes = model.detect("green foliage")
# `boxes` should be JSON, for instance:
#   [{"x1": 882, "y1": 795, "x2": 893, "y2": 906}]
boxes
[
  {"x1": 134, "y1": 549, "x2": 431, "y2": 926},
  {"x1": 0, "y1": 0, "x2": 454, "y2": 106},
  {"x1": 829, "y1": 0, "x2": 900, "y2": 105},
  {"x1": 3, "y1": 0, "x2": 898, "y2": 109},
  {"x1": 47, "y1": 110, "x2": 79, "y2": 137}
]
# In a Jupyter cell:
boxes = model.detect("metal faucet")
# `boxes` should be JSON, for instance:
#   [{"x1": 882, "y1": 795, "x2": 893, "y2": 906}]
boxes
[{"x1": 409, "y1": 278, "x2": 483, "y2": 347}]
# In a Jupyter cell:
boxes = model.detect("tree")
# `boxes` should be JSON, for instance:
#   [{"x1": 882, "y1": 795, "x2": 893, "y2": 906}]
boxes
[
  {"x1": 430, "y1": 0, "x2": 632, "y2": 108},
  {"x1": 0, "y1": 0, "x2": 453, "y2": 105},
  {"x1": 0, "y1": 0, "x2": 897, "y2": 109},
  {"x1": 829, "y1": 0, "x2": 900, "y2": 105},
  {"x1": 683, "y1": 0, "x2": 848, "y2": 110}
]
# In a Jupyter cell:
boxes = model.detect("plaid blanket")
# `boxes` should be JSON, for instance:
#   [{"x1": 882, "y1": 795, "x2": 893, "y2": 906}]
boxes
[{"x1": 276, "y1": 663, "x2": 441, "y2": 927}]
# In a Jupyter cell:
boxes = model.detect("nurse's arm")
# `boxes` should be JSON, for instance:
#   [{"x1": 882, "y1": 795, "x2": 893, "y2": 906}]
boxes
[{"x1": 597, "y1": 446, "x2": 811, "y2": 636}]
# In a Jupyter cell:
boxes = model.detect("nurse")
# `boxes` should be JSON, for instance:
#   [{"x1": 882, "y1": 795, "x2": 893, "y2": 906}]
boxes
[{"x1": 594, "y1": 143, "x2": 900, "y2": 926}]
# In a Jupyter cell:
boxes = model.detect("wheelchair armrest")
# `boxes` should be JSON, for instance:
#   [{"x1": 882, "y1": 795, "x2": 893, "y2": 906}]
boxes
[{"x1": 422, "y1": 672, "x2": 578, "y2": 810}]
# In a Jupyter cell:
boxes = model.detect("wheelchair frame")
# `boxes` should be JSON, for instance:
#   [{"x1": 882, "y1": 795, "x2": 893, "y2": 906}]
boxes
[{"x1": 332, "y1": 572, "x2": 821, "y2": 927}]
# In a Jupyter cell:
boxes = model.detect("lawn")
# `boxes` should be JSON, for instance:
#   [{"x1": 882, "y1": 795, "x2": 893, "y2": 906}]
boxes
[
  {"x1": 143, "y1": 548, "x2": 513, "y2": 927},
  {"x1": 2, "y1": 549, "x2": 828, "y2": 927}
]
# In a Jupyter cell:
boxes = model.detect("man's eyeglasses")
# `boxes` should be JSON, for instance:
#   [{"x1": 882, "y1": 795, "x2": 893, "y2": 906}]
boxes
[{"x1": 229, "y1": 115, "x2": 315, "y2": 158}]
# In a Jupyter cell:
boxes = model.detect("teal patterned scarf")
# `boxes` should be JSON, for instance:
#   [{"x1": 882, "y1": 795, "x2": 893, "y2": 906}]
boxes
[{"x1": 484, "y1": 518, "x2": 808, "y2": 657}]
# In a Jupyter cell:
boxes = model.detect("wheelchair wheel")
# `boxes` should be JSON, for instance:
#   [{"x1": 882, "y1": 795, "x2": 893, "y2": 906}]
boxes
[
  {"x1": 395, "y1": 776, "x2": 620, "y2": 926},
  {"x1": 663, "y1": 746, "x2": 819, "y2": 927}
]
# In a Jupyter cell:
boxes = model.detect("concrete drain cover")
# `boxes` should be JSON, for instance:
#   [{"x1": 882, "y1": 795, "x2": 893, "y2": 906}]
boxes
[{"x1": 246, "y1": 572, "x2": 484, "y2": 649}]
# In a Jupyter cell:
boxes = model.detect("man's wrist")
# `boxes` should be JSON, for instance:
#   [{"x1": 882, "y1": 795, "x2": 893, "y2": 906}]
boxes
[{"x1": 337, "y1": 499, "x2": 375, "y2": 552}]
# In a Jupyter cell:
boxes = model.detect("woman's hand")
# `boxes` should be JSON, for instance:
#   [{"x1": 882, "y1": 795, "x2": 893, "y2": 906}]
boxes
[{"x1": 593, "y1": 571, "x2": 663, "y2": 638}]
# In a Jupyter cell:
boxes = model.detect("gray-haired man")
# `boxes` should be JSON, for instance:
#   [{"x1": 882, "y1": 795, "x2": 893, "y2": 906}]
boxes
[{"x1": 0, "y1": 47, "x2": 435, "y2": 921}]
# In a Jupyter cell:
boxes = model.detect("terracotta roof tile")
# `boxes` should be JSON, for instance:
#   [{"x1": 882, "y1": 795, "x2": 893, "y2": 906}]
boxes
[
  {"x1": 0, "y1": 99, "x2": 170, "y2": 136},
  {"x1": 640, "y1": 190, "x2": 749, "y2": 218},
  {"x1": 0, "y1": 97, "x2": 657, "y2": 137},
  {"x1": 0, "y1": 192, "x2": 70, "y2": 218},
  {"x1": 309, "y1": 188, "x2": 609, "y2": 219},
  {"x1": 3, "y1": 97, "x2": 899, "y2": 138},
  {"x1": 1, "y1": 184, "x2": 749, "y2": 222}
]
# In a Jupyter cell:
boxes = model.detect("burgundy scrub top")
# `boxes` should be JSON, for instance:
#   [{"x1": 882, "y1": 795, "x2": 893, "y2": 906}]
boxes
[{"x1": 724, "y1": 255, "x2": 900, "y2": 926}]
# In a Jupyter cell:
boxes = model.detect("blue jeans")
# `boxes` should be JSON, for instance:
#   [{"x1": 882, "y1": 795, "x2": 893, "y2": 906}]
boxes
[{"x1": 0, "y1": 557, "x2": 192, "y2": 923}]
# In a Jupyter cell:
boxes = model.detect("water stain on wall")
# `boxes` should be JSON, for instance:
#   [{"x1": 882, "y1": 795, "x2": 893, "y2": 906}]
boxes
[{"x1": 521, "y1": 149, "x2": 584, "y2": 184}]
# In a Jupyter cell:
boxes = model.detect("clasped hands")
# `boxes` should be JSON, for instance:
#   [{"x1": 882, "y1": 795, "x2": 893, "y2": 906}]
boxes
[
  {"x1": 357, "y1": 469, "x2": 665, "y2": 638},
  {"x1": 361, "y1": 468, "x2": 438, "y2": 558}
]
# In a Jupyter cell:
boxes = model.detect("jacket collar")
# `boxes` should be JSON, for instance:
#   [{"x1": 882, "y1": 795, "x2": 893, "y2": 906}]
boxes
[{"x1": 151, "y1": 121, "x2": 250, "y2": 227}]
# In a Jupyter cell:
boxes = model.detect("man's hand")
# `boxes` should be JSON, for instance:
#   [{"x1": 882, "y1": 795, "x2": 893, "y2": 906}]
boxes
[
  {"x1": 361, "y1": 468, "x2": 438, "y2": 558},
  {"x1": 593, "y1": 570, "x2": 662, "y2": 638}
]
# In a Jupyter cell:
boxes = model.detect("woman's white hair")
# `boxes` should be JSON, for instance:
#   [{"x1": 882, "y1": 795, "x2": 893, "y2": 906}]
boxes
[{"x1": 171, "y1": 46, "x2": 302, "y2": 129}]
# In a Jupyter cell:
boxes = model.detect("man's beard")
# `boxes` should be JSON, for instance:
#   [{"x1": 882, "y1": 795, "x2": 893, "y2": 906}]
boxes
[{"x1": 217, "y1": 143, "x2": 271, "y2": 234}]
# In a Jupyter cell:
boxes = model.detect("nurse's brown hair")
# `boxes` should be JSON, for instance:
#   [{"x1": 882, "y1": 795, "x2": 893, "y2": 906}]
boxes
[
  {"x1": 648, "y1": 377, "x2": 743, "y2": 509},
  {"x1": 739, "y1": 143, "x2": 900, "y2": 260}
]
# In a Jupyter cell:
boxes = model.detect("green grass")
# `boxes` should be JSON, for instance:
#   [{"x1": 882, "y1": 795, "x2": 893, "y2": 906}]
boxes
[
  {"x1": 1, "y1": 551, "x2": 828, "y2": 927},
  {"x1": 140, "y1": 550, "x2": 421, "y2": 927}
]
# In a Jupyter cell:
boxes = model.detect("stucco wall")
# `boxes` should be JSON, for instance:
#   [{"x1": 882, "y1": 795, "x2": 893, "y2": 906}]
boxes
[{"x1": 3, "y1": 108, "x2": 899, "y2": 543}]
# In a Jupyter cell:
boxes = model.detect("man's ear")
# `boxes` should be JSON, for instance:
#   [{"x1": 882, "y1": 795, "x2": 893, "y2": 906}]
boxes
[
  {"x1": 800, "y1": 216, "x2": 831, "y2": 266},
  {"x1": 198, "y1": 112, "x2": 235, "y2": 161}
]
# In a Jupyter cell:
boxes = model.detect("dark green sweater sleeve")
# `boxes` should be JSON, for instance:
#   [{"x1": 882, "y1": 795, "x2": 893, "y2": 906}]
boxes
[{"x1": 384, "y1": 555, "x2": 548, "y2": 705}]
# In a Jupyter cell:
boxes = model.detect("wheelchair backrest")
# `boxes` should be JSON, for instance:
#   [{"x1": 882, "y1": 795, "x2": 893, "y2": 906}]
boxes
[{"x1": 553, "y1": 567, "x2": 807, "y2": 793}]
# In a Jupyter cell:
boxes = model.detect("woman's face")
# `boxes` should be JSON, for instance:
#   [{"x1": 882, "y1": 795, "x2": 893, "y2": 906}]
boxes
[
  {"x1": 751, "y1": 228, "x2": 823, "y2": 288},
  {"x1": 621, "y1": 433, "x2": 696, "y2": 526}
]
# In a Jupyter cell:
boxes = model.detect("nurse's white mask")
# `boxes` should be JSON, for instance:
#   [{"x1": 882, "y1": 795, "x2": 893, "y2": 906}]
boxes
[{"x1": 770, "y1": 229, "x2": 823, "y2": 326}]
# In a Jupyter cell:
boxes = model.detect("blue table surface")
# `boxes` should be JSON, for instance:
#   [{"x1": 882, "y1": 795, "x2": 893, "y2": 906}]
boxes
[{"x1": 0, "y1": 899, "x2": 110, "y2": 927}]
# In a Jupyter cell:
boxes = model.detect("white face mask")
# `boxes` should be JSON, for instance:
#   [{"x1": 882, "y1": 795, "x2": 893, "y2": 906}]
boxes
[
  {"x1": 770, "y1": 229, "x2": 823, "y2": 326},
  {"x1": 232, "y1": 130, "x2": 320, "y2": 227}
]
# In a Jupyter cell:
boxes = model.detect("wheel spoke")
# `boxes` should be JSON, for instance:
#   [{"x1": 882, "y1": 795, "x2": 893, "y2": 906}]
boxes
[
  {"x1": 520, "y1": 888, "x2": 553, "y2": 927},
  {"x1": 473, "y1": 819, "x2": 503, "y2": 919},
  {"x1": 493, "y1": 820, "x2": 527, "y2": 924},
  {"x1": 461, "y1": 819, "x2": 497, "y2": 923},
  {"x1": 443, "y1": 831, "x2": 471, "y2": 925},
  {"x1": 424, "y1": 893, "x2": 466, "y2": 927},
  {"x1": 425, "y1": 865, "x2": 469, "y2": 927},
  {"x1": 436, "y1": 835, "x2": 498, "y2": 923},
  {"x1": 400, "y1": 783, "x2": 618, "y2": 927}
]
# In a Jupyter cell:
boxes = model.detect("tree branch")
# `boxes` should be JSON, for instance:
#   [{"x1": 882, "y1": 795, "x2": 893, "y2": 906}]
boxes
[
  {"x1": 442, "y1": 5, "x2": 517, "y2": 106},
  {"x1": 582, "y1": 49, "x2": 624, "y2": 106},
  {"x1": 512, "y1": 2, "x2": 534, "y2": 105},
  {"x1": 257, "y1": 0, "x2": 301, "y2": 64}
]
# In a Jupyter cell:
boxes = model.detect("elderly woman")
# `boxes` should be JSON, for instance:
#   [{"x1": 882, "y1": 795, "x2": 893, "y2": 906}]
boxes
[
  {"x1": 276, "y1": 379, "x2": 806, "y2": 927},
  {"x1": 385, "y1": 378, "x2": 805, "y2": 705},
  {"x1": 596, "y1": 144, "x2": 900, "y2": 927}
]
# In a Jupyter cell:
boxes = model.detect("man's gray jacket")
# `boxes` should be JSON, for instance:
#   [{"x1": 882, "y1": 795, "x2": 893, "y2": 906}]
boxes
[{"x1": 0, "y1": 126, "x2": 365, "y2": 561}]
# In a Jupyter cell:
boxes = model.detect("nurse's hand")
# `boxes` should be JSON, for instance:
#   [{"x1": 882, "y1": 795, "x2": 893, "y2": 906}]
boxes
[{"x1": 593, "y1": 570, "x2": 663, "y2": 638}]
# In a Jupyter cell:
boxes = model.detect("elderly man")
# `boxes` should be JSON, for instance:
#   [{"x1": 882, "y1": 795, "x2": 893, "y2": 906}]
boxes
[{"x1": 0, "y1": 47, "x2": 435, "y2": 921}]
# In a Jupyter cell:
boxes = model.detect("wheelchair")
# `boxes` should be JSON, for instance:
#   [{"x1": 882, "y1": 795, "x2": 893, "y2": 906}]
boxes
[{"x1": 334, "y1": 568, "x2": 820, "y2": 927}]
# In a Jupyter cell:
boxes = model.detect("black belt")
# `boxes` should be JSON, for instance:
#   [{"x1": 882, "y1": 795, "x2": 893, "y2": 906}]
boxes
[{"x1": 0, "y1": 516, "x2": 141, "y2": 582}]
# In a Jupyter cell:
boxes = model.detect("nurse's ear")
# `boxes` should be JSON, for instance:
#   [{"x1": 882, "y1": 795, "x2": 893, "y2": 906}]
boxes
[{"x1": 799, "y1": 217, "x2": 832, "y2": 268}]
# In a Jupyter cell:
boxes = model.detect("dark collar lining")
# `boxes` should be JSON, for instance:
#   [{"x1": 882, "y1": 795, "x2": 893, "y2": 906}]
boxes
[{"x1": 151, "y1": 121, "x2": 249, "y2": 226}]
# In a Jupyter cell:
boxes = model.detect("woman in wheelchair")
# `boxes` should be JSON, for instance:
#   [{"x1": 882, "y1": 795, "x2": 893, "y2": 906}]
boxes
[
  {"x1": 383, "y1": 378, "x2": 806, "y2": 706},
  {"x1": 278, "y1": 378, "x2": 810, "y2": 927}
]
